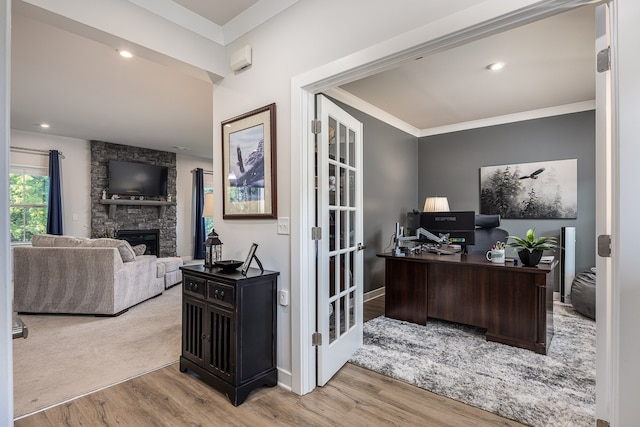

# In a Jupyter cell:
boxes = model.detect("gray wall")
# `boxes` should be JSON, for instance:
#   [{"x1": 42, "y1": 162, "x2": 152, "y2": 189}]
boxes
[
  {"x1": 419, "y1": 111, "x2": 596, "y2": 274},
  {"x1": 333, "y1": 100, "x2": 418, "y2": 293},
  {"x1": 331, "y1": 100, "x2": 595, "y2": 292}
]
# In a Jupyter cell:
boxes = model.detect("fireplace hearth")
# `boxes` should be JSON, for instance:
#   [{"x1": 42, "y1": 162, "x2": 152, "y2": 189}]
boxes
[{"x1": 117, "y1": 229, "x2": 160, "y2": 256}]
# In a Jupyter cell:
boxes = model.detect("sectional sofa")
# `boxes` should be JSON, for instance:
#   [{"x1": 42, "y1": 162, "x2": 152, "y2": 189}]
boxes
[{"x1": 13, "y1": 234, "x2": 167, "y2": 316}]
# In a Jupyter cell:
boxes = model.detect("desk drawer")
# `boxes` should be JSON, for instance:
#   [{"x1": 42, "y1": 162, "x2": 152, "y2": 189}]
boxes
[
  {"x1": 207, "y1": 281, "x2": 235, "y2": 309},
  {"x1": 183, "y1": 275, "x2": 206, "y2": 298}
]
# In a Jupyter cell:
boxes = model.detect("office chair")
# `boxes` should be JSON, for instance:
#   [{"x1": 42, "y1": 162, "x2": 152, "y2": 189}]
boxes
[{"x1": 466, "y1": 214, "x2": 509, "y2": 255}]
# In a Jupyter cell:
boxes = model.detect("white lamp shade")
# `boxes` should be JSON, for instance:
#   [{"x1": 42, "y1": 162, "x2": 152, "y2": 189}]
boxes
[
  {"x1": 203, "y1": 192, "x2": 214, "y2": 218},
  {"x1": 423, "y1": 196, "x2": 450, "y2": 212}
]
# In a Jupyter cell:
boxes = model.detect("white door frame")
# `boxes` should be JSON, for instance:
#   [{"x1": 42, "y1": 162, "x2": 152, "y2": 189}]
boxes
[
  {"x1": 0, "y1": 0, "x2": 12, "y2": 423},
  {"x1": 289, "y1": 0, "x2": 612, "y2": 410}
]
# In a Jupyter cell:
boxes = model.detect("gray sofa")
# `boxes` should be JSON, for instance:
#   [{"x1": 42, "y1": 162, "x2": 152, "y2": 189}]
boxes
[{"x1": 13, "y1": 234, "x2": 165, "y2": 316}]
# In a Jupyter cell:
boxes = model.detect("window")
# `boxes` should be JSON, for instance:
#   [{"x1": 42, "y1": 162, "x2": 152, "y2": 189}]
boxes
[{"x1": 10, "y1": 166, "x2": 49, "y2": 243}]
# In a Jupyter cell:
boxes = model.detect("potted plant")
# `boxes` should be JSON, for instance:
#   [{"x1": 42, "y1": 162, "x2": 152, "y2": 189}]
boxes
[{"x1": 507, "y1": 228, "x2": 559, "y2": 266}]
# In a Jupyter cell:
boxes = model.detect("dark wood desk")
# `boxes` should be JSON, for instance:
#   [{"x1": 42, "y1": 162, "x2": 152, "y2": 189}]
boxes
[{"x1": 378, "y1": 252, "x2": 557, "y2": 354}]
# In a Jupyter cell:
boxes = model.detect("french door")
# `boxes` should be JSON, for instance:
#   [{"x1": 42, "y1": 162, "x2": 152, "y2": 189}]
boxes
[{"x1": 315, "y1": 94, "x2": 364, "y2": 386}]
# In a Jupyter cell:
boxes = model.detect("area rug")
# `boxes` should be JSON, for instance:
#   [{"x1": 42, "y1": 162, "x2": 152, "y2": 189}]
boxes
[
  {"x1": 13, "y1": 285, "x2": 182, "y2": 419},
  {"x1": 349, "y1": 302, "x2": 595, "y2": 427}
]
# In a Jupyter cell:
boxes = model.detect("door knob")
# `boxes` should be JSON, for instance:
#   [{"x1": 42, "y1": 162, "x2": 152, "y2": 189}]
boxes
[{"x1": 357, "y1": 243, "x2": 366, "y2": 251}]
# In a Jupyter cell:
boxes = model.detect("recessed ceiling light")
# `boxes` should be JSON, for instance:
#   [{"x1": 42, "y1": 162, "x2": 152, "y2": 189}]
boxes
[
  {"x1": 118, "y1": 50, "x2": 133, "y2": 59},
  {"x1": 39, "y1": 123, "x2": 50, "y2": 129},
  {"x1": 486, "y1": 62, "x2": 505, "y2": 71}
]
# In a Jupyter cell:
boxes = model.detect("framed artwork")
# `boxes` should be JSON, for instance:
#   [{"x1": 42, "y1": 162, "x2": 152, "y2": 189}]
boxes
[
  {"x1": 480, "y1": 159, "x2": 577, "y2": 219},
  {"x1": 221, "y1": 103, "x2": 277, "y2": 219}
]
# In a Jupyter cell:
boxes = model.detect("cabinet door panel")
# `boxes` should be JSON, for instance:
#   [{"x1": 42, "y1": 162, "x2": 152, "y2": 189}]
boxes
[
  {"x1": 182, "y1": 297, "x2": 205, "y2": 365},
  {"x1": 205, "y1": 306, "x2": 234, "y2": 382}
]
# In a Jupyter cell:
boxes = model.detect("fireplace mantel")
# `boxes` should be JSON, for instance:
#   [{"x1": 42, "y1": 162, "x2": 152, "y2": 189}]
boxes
[{"x1": 99, "y1": 199, "x2": 176, "y2": 219}]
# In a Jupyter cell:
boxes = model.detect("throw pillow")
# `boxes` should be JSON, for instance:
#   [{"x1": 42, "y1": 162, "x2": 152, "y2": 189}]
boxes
[
  {"x1": 132, "y1": 244, "x2": 147, "y2": 256},
  {"x1": 87, "y1": 238, "x2": 137, "y2": 263},
  {"x1": 114, "y1": 240, "x2": 137, "y2": 263}
]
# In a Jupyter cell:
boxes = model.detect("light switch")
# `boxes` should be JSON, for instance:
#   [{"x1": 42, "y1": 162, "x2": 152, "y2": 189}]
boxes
[{"x1": 277, "y1": 217, "x2": 290, "y2": 235}]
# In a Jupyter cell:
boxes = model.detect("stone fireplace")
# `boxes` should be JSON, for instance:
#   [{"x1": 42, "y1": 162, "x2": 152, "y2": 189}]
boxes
[{"x1": 90, "y1": 141, "x2": 177, "y2": 257}]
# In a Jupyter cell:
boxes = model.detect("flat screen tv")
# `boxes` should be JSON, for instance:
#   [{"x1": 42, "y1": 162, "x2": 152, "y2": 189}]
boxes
[{"x1": 108, "y1": 160, "x2": 168, "y2": 197}]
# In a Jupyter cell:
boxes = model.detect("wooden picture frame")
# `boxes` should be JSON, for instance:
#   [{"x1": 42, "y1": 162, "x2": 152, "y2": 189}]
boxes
[{"x1": 221, "y1": 103, "x2": 277, "y2": 219}]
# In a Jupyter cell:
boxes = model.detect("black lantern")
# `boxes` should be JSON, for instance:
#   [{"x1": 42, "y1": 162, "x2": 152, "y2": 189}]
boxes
[{"x1": 204, "y1": 228, "x2": 223, "y2": 268}]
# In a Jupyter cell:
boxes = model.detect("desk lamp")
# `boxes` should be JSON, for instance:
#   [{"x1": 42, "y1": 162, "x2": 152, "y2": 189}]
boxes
[{"x1": 423, "y1": 196, "x2": 450, "y2": 212}]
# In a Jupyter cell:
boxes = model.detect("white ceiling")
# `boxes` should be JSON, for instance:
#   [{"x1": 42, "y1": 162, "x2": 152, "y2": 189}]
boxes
[
  {"x1": 339, "y1": 5, "x2": 596, "y2": 132},
  {"x1": 10, "y1": 1, "x2": 596, "y2": 160},
  {"x1": 172, "y1": 0, "x2": 259, "y2": 26}
]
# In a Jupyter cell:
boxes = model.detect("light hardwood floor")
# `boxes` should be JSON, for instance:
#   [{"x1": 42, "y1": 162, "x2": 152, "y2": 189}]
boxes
[{"x1": 15, "y1": 295, "x2": 524, "y2": 426}]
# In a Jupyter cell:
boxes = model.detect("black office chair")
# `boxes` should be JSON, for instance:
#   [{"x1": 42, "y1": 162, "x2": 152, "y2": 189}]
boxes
[{"x1": 466, "y1": 214, "x2": 509, "y2": 255}]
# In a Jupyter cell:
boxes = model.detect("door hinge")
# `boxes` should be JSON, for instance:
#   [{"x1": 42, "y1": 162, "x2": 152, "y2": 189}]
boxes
[
  {"x1": 597, "y1": 234, "x2": 611, "y2": 257},
  {"x1": 597, "y1": 47, "x2": 610, "y2": 73},
  {"x1": 312, "y1": 332, "x2": 322, "y2": 346},
  {"x1": 596, "y1": 419, "x2": 610, "y2": 427},
  {"x1": 311, "y1": 119, "x2": 321, "y2": 134},
  {"x1": 311, "y1": 227, "x2": 322, "y2": 240}
]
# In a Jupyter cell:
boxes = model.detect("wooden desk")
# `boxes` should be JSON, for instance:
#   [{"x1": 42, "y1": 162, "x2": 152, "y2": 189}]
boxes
[{"x1": 377, "y1": 252, "x2": 557, "y2": 354}]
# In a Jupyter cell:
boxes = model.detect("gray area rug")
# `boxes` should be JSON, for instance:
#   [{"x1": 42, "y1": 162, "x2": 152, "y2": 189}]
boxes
[
  {"x1": 350, "y1": 302, "x2": 595, "y2": 427},
  {"x1": 13, "y1": 285, "x2": 181, "y2": 418}
]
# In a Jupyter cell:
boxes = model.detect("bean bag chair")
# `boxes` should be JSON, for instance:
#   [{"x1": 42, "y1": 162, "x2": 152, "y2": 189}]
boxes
[{"x1": 571, "y1": 268, "x2": 596, "y2": 320}]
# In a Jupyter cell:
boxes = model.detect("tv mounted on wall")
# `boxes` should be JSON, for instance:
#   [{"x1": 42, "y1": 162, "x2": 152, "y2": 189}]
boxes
[{"x1": 108, "y1": 160, "x2": 168, "y2": 197}]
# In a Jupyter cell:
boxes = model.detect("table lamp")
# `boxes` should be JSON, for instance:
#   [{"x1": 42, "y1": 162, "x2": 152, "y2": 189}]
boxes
[{"x1": 423, "y1": 196, "x2": 450, "y2": 212}]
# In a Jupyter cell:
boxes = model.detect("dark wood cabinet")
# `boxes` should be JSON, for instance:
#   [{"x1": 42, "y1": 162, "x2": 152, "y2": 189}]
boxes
[{"x1": 179, "y1": 264, "x2": 279, "y2": 405}]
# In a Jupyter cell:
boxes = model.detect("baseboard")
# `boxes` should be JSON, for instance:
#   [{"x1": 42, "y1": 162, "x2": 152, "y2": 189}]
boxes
[
  {"x1": 277, "y1": 367, "x2": 292, "y2": 391},
  {"x1": 364, "y1": 287, "x2": 385, "y2": 303}
]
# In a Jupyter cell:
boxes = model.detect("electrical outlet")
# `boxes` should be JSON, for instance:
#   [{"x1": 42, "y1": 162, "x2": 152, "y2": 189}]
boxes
[
  {"x1": 279, "y1": 290, "x2": 289, "y2": 306},
  {"x1": 277, "y1": 217, "x2": 290, "y2": 235}
]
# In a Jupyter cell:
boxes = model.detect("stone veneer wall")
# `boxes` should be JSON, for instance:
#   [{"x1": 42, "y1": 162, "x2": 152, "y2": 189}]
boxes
[{"x1": 90, "y1": 141, "x2": 177, "y2": 257}]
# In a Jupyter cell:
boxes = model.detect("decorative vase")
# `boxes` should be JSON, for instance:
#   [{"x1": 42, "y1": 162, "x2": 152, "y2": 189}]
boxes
[{"x1": 518, "y1": 249, "x2": 543, "y2": 267}]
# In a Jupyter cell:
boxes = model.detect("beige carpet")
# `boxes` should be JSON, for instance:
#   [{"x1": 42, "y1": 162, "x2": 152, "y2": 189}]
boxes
[{"x1": 13, "y1": 284, "x2": 182, "y2": 419}]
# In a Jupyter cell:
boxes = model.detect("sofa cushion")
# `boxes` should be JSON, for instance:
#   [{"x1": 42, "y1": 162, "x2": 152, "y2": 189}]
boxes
[
  {"x1": 31, "y1": 234, "x2": 87, "y2": 247},
  {"x1": 31, "y1": 235, "x2": 138, "y2": 263},
  {"x1": 157, "y1": 257, "x2": 183, "y2": 272},
  {"x1": 83, "y1": 238, "x2": 137, "y2": 262}
]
